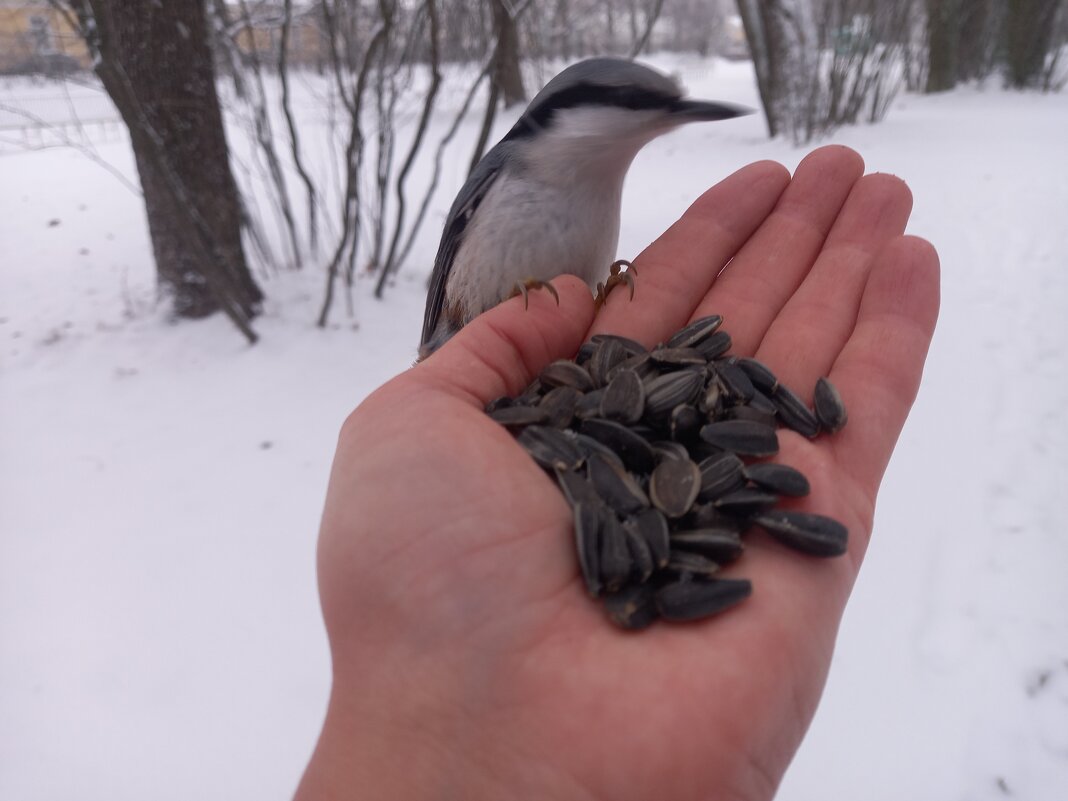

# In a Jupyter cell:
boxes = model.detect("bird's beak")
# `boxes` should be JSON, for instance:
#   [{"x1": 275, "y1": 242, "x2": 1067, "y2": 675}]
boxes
[{"x1": 668, "y1": 99, "x2": 753, "y2": 122}]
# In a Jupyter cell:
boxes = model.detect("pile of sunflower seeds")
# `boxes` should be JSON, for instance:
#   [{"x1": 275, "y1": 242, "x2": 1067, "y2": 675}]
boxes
[{"x1": 485, "y1": 315, "x2": 850, "y2": 630}]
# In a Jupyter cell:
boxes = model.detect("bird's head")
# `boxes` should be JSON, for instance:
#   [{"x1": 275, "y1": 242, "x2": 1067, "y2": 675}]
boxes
[{"x1": 503, "y1": 57, "x2": 750, "y2": 177}]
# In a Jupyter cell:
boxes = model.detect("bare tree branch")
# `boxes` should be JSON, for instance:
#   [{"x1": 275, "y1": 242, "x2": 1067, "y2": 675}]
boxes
[
  {"x1": 279, "y1": 0, "x2": 320, "y2": 255},
  {"x1": 375, "y1": 0, "x2": 443, "y2": 298},
  {"x1": 628, "y1": 0, "x2": 666, "y2": 58},
  {"x1": 317, "y1": 0, "x2": 390, "y2": 327}
]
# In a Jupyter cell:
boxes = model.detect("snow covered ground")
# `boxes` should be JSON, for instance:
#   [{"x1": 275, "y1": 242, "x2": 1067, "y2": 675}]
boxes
[{"x1": 2, "y1": 56, "x2": 1066, "y2": 799}]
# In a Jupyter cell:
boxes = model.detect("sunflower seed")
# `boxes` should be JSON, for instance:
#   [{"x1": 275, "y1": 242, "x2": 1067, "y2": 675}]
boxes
[
  {"x1": 665, "y1": 550, "x2": 721, "y2": 578},
  {"x1": 695, "y1": 330, "x2": 732, "y2": 360},
  {"x1": 539, "y1": 386, "x2": 580, "y2": 429},
  {"x1": 754, "y1": 510, "x2": 848, "y2": 557},
  {"x1": 599, "y1": 513, "x2": 632, "y2": 592},
  {"x1": 624, "y1": 524, "x2": 656, "y2": 583},
  {"x1": 716, "y1": 362, "x2": 756, "y2": 403},
  {"x1": 572, "y1": 388, "x2": 605, "y2": 421},
  {"x1": 627, "y1": 509, "x2": 671, "y2": 568},
  {"x1": 555, "y1": 467, "x2": 601, "y2": 507},
  {"x1": 688, "y1": 503, "x2": 749, "y2": 531},
  {"x1": 515, "y1": 379, "x2": 545, "y2": 406},
  {"x1": 650, "y1": 440, "x2": 690, "y2": 463},
  {"x1": 748, "y1": 389, "x2": 778, "y2": 416},
  {"x1": 603, "y1": 584, "x2": 658, "y2": 630},
  {"x1": 629, "y1": 423, "x2": 659, "y2": 442},
  {"x1": 697, "y1": 379, "x2": 725, "y2": 417},
  {"x1": 608, "y1": 351, "x2": 656, "y2": 382},
  {"x1": 588, "y1": 452, "x2": 650, "y2": 515},
  {"x1": 667, "y1": 315, "x2": 724, "y2": 349},
  {"x1": 571, "y1": 432, "x2": 625, "y2": 470},
  {"x1": 772, "y1": 384, "x2": 820, "y2": 438},
  {"x1": 736, "y1": 357, "x2": 779, "y2": 394},
  {"x1": 573, "y1": 502, "x2": 603, "y2": 597},
  {"x1": 743, "y1": 462, "x2": 811, "y2": 497},
  {"x1": 590, "y1": 333, "x2": 647, "y2": 356},
  {"x1": 539, "y1": 359, "x2": 594, "y2": 392},
  {"x1": 489, "y1": 405, "x2": 548, "y2": 426},
  {"x1": 649, "y1": 457, "x2": 701, "y2": 518},
  {"x1": 655, "y1": 577, "x2": 752, "y2": 621},
  {"x1": 713, "y1": 488, "x2": 779, "y2": 518},
  {"x1": 516, "y1": 425, "x2": 584, "y2": 470},
  {"x1": 588, "y1": 337, "x2": 628, "y2": 387},
  {"x1": 644, "y1": 370, "x2": 705, "y2": 418},
  {"x1": 485, "y1": 396, "x2": 513, "y2": 413},
  {"x1": 600, "y1": 369, "x2": 646, "y2": 425},
  {"x1": 726, "y1": 405, "x2": 777, "y2": 427},
  {"x1": 670, "y1": 528, "x2": 745, "y2": 562},
  {"x1": 649, "y1": 346, "x2": 707, "y2": 367},
  {"x1": 699, "y1": 419, "x2": 780, "y2": 457},
  {"x1": 579, "y1": 418, "x2": 656, "y2": 474},
  {"x1": 814, "y1": 377, "x2": 848, "y2": 433},
  {"x1": 575, "y1": 341, "x2": 597, "y2": 365},
  {"x1": 669, "y1": 404, "x2": 703, "y2": 441},
  {"x1": 697, "y1": 451, "x2": 746, "y2": 500}
]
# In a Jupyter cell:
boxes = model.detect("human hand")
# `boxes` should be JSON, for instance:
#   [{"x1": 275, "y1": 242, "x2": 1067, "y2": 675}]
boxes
[{"x1": 296, "y1": 145, "x2": 940, "y2": 801}]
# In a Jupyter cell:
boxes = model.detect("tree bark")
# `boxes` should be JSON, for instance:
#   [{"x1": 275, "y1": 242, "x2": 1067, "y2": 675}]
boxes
[
  {"x1": 489, "y1": 0, "x2": 526, "y2": 108},
  {"x1": 74, "y1": 0, "x2": 262, "y2": 325},
  {"x1": 925, "y1": 0, "x2": 960, "y2": 92},
  {"x1": 957, "y1": 0, "x2": 995, "y2": 81},
  {"x1": 736, "y1": 0, "x2": 807, "y2": 139},
  {"x1": 736, "y1": 0, "x2": 777, "y2": 136},
  {"x1": 1003, "y1": 0, "x2": 1063, "y2": 88}
]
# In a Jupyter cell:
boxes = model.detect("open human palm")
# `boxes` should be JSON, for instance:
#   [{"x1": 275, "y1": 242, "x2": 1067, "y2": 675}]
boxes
[{"x1": 298, "y1": 145, "x2": 940, "y2": 800}]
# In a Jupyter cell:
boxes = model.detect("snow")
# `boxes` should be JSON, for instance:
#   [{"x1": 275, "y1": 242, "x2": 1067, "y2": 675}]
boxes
[{"x1": 2, "y1": 57, "x2": 1067, "y2": 799}]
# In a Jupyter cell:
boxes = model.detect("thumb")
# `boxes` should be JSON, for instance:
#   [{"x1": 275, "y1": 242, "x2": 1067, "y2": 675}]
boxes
[{"x1": 413, "y1": 275, "x2": 595, "y2": 406}]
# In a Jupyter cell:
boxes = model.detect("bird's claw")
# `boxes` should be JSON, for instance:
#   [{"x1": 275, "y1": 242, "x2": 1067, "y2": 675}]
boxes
[
  {"x1": 509, "y1": 278, "x2": 560, "y2": 310},
  {"x1": 595, "y1": 259, "x2": 637, "y2": 309}
]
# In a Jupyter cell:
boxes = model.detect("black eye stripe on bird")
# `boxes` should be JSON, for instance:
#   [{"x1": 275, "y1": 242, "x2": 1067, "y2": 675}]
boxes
[{"x1": 418, "y1": 57, "x2": 752, "y2": 362}]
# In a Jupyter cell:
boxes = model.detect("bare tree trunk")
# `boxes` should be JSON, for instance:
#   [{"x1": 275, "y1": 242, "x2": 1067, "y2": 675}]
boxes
[
  {"x1": 66, "y1": 0, "x2": 261, "y2": 338},
  {"x1": 316, "y1": 0, "x2": 387, "y2": 327},
  {"x1": 735, "y1": 0, "x2": 779, "y2": 137},
  {"x1": 489, "y1": 0, "x2": 526, "y2": 107},
  {"x1": 279, "y1": 0, "x2": 320, "y2": 254},
  {"x1": 231, "y1": 0, "x2": 303, "y2": 270},
  {"x1": 629, "y1": 0, "x2": 666, "y2": 58},
  {"x1": 1004, "y1": 0, "x2": 1063, "y2": 88},
  {"x1": 376, "y1": 0, "x2": 443, "y2": 296},
  {"x1": 555, "y1": 0, "x2": 573, "y2": 60},
  {"x1": 604, "y1": 0, "x2": 616, "y2": 53},
  {"x1": 957, "y1": 0, "x2": 996, "y2": 81},
  {"x1": 925, "y1": 0, "x2": 959, "y2": 92},
  {"x1": 470, "y1": 79, "x2": 501, "y2": 173}
]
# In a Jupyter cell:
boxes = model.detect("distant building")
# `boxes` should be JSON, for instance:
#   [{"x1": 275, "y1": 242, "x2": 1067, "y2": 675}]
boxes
[
  {"x1": 226, "y1": 1, "x2": 327, "y2": 69},
  {"x1": 0, "y1": 1, "x2": 91, "y2": 75}
]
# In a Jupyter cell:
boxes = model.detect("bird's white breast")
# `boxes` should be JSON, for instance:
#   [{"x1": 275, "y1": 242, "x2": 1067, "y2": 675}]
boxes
[{"x1": 446, "y1": 156, "x2": 626, "y2": 321}]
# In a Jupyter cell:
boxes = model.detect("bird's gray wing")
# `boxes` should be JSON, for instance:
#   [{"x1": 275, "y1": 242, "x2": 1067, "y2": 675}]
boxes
[{"x1": 420, "y1": 146, "x2": 510, "y2": 348}]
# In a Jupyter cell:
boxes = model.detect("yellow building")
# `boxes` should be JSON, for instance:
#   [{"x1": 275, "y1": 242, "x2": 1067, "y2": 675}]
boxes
[{"x1": 0, "y1": 1, "x2": 91, "y2": 74}]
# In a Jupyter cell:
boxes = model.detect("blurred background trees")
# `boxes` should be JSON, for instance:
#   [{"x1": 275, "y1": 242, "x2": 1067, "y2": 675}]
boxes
[
  {"x1": 61, "y1": 0, "x2": 263, "y2": 340},
  {"x1": 1, "y1": 0, "x2": 1063, "y2": 338}
]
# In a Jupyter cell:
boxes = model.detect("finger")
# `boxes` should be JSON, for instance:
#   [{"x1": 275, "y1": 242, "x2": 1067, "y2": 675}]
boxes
[
  {"x1": 754, "y1": 173, "x2": 914, "y2": 392},
  {"x1": 825, "y1": 236, "x2": 941, "y2": 497},
  {"x1": 413, "y1": 275, "x2": 595, "y2": 406},
  {"x1": 693, "y1": 145, "x2": 866, "y2": 356},
  {"x1": 588, "y1": 159, "x2": 790, "y2": 344}
]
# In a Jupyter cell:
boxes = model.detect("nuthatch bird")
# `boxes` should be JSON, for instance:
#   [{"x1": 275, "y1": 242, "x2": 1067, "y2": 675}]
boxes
[{"x1": 419, "y1": 57, "x2": 749, "y2": 360}]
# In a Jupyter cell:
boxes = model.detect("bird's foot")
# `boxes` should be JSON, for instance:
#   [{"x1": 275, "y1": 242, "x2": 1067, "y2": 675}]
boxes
[
  {"x1": 509, "y1": 278, "x2": 560, "y2": 310},
  {"x1": 595, "y1": 260, "x2": 637, "y2": 309}
]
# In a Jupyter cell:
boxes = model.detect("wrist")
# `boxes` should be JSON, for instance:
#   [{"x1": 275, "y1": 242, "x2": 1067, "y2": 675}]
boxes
[{"x1": 294, "y1": 656, "x2": 593, "y2": 801}]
